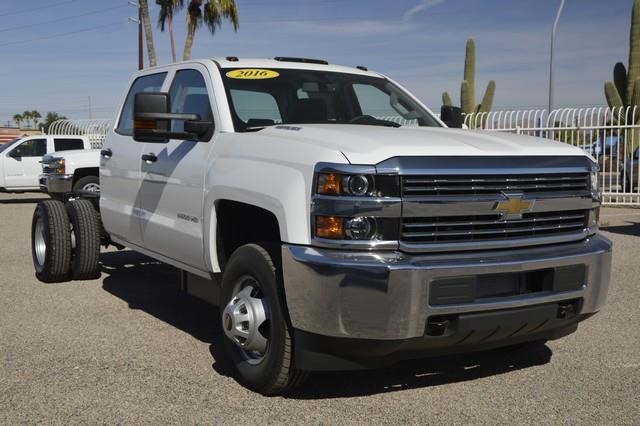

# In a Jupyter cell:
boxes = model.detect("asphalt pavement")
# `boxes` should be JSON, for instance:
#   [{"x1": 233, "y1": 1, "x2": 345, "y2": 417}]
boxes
[{"x1": 1, "y1": 192, "x2": 638, "y2": 424}]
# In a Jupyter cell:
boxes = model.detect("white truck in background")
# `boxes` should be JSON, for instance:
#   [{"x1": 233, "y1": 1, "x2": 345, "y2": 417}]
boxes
[
  {"x1": 30, "y1": 57, "x2": 612, "y2": 395},
  {"x1": 40, "y1": 148, "x2": 101, "y2": 199},
  {"x1": 0, "y1": 135, "x2": 90, "y2": 193}
]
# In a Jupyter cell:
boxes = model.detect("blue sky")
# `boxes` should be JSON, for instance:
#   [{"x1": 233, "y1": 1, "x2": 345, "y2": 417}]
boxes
[{"x1": 0, "y1": 0, "x2": 632, "y2": 126}]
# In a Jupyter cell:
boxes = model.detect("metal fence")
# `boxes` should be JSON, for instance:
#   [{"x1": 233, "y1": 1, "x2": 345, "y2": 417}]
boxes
[
  {"x1": 48, "y1": 119, "x2": 112, "y2": 149},
  {"x1": 465, "y1": 106, "x2": 640, "y2": 206}
]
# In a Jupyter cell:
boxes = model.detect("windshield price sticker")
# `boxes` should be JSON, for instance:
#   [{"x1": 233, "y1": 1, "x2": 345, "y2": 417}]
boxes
[{"x1": 226, "y1": 69, "x2": 280, "y2": 79}]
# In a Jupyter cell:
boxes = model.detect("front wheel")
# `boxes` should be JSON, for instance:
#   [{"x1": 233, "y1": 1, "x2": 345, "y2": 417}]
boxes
[
  {"x1": 72, "y1": 175, "x2": 100, "y2": 194},
  {"x1": 220, "y1": 244, "x2": 308, "y2": 395}
]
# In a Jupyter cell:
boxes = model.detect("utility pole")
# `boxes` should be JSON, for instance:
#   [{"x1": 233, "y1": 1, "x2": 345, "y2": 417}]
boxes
[
  {"x1": 128, "y1": 1, "x2": 143, "y2": 70},
  {"x1": 88, "y1": 96, "x2": 93, "y2": 119},
  {"x1": 548, "y1": 0, "x2": 565, "y2": 115}
]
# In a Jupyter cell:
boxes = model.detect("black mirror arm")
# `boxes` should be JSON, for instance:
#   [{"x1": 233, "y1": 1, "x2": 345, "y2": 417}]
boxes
[{"x1": 135, "y1": 112, "x2": 200, "y2": 121}]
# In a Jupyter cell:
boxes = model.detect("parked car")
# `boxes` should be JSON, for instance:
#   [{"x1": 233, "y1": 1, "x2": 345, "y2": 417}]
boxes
[
  {"x1": 621, "y1": 146, "x2": 640, "y2": 191},
  {"x1": 0, "y1": 135, "x2": 90, "y2": 193},
  {"x1": 589, "y1": 135, "x2": 620, "y2": 156}
]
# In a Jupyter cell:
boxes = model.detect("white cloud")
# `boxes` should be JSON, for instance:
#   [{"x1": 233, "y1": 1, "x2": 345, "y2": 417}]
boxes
[{"x1": 402, "y1": 0, "x2": 446, "y2": 22}]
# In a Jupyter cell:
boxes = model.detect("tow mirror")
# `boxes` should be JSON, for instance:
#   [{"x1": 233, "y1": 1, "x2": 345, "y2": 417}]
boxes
[
  {"x1": 133, "y1": 92, "x2": 214, "y2": 143},
  {"x1": 8, "y1": 147, "x2": 22, "y2": 158},
  {"x1": 440, "y1": 105, "x2": 464, "y2": 128}
]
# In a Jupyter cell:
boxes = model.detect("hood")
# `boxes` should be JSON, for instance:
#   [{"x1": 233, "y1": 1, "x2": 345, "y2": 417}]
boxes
[
  {"x1": 43, "y1": 148, "x2": 100, "y2": 161},
  {"x1": 258, "y1": 124, "x2": 587, "y2": 165}
]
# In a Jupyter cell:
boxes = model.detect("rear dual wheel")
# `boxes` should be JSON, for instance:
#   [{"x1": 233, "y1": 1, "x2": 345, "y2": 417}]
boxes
[
  {"x1": 31, "y1": 199, "x2": 101, "y2": 283},
  {"x1": 32, "y1": 200, "x2": 72, "y2": 283}
]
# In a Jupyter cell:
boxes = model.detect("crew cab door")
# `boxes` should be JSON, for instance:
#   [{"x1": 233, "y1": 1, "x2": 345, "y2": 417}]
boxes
[
  {"x1": 2, "y1": 137, "x2": 47, "y2": 189},
  {"x1": 138, "y1": 67, "x2": 215, "y2": 270},
  {"x1": 100, "y1": 71, "x2": 168, "y2": 246}
]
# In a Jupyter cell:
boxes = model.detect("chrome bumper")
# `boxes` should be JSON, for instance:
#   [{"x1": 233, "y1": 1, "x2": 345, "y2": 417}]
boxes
[
  {"x1": 282, "y1": 234, "x2": 612, "y2": 340},
  {"x1": 39, "y1": 174, "x2": 73, "y2": 193}
]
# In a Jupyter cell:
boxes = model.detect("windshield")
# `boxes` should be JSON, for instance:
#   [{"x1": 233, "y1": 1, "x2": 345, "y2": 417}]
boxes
[
  {"x1": 0, "y1": 137, "x2": 21, "y2": 153},
  {"x1": 221, "y1": 68, "x2": 440, "y2": 132}
]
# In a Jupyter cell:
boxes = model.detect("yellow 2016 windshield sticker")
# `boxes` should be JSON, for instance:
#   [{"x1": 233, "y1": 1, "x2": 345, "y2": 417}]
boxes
[{"x1": 226, "y1": 69, "x2": 280, "y2": 79}]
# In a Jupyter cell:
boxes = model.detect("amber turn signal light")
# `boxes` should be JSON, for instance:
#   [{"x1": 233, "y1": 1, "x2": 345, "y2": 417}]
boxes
[
  {"x1": 134, "y1": 119, "x2": 156, "y2": 130},
  {"x1": 315, "y1": 215, "x2": 343, "y2": 239},
  {"x1": 317, "y1": 173, "x2": 341, "y2": 195}
]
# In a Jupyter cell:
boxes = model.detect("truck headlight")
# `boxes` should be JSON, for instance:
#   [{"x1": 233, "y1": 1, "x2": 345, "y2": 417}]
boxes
[
  {"x1": 315, "y1": 215, "x2": 397, "y2": 241},
  {"x1": 316, "y1": 172, "x2": 398, "y2": 197},
  {"x1": 316, "y1": 216, "x2": 376, "y2": 240},
  {"x1": 54, "y1": 158, "x2": 66, "y2": 174}
]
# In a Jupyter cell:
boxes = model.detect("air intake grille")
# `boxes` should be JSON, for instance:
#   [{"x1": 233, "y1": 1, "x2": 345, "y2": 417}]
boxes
[
  {"x1": 402, "y1": 173, "x2": 589, "y2": 196},
  {"x1": 401, "y1": 210, "x2": 588, "y2": 244}
]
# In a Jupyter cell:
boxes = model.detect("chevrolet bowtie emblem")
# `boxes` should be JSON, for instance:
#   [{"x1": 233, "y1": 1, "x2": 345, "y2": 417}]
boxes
[{"x1": 494, "y1": 193, "x2": 534, "y2": 220}]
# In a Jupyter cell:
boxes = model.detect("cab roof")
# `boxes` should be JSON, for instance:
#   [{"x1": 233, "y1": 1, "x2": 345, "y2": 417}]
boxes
[{"x1": 210, "y1": 57, "x2": 382, "y2": 78}]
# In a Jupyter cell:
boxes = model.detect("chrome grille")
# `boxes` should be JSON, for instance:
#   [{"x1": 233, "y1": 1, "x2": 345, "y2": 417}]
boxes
[
  {"x1": 42, "y1": 163, "x2": 56, "y2": 174},
  {"x1": 402, "y1": 173, "x2": 589, "y2": 196},
  {"x1": 401, "y1": 210, "x2": 588, "y2": 244}
]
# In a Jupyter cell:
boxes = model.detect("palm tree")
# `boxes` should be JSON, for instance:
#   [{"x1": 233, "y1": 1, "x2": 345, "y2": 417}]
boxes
[
  {"x1": 22, "y1": 111, "x2": 32, "y2": 128},
  {"x1": 140, "y1": 0, "x2": 157, "y2": 67},
  {"x1": 31, "y1": 110, "x2": 42, "y2": 129},
  {"x1": 183, "y1": 0, "x2": 239, "y2": 61},
  {"x1": 12, "y1": 113, "x2": 22, "y2": 128},
  {"x1": 43, "y1": 112, "x2": 67, "y2": 133},
  {"x1": 157, "y1": 0, "x2": 184, "y2": 63}
]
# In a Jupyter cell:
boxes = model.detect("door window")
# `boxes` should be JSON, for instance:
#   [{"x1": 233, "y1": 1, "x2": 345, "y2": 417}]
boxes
[
  {"x1": 117, "y1": 72, "x2": 167, "y2": 135},
  {"x1": 15, "y1": 139, "x2": 46, "y2": 157},
  {"x1": 168, "y1": 69, "x2": 213, "y2": 133},
  {"x1": 54, "y1": 138, "x2": 84, "y2": 151}
]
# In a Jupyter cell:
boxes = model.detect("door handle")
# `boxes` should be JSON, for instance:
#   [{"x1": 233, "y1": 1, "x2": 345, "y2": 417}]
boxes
[
  {"x1": 141, "y1": 153, "x2": 158, "y2": 163},
  {"x1": 100, "y1": 148, "x2": 112, "y2": 159}
]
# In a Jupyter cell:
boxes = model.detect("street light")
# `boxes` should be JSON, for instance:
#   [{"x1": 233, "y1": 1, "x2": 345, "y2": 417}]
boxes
[{"x1": 548, "y1": 0, "x2": 566, "y2": 116}]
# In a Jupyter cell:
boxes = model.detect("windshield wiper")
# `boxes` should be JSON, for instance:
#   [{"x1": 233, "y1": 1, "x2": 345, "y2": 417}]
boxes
[{"x1": 349, "y1": 115, "x2": 401, "y2": 128}]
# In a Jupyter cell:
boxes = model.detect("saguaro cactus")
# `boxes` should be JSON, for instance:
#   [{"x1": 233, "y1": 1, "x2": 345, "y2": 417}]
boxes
[
  {"x1": 605, "y1": 0, "x2": 640, "y2": 114},
  {"x1": 604, "y1": 0, "x2": 640, "y2": 153},
  {"x1": 442, "y1": 38, "x2": 496, "y2": 117}
]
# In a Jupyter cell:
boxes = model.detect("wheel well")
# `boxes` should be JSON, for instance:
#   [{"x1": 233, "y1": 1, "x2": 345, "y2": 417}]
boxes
[
  {"x1": 216, "y1": 200, "x2": 281, "y2": 266},
  {"x1": 72, "y1": 168, "x2": 99, "y2": 185}
]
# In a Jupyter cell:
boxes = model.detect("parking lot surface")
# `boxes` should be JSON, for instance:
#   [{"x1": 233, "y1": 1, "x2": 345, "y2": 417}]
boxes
[{"x1": 1, "y1": 193, "x2": 639, "y2": 424}]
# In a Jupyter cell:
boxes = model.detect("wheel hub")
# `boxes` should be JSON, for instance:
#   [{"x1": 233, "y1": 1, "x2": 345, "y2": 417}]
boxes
[
  {"x1": 222, "y1": 284, "x2": 269, "y2": 356},
  {"x1": 34, "y1": 213, "x2": 46, "y2": 267}
]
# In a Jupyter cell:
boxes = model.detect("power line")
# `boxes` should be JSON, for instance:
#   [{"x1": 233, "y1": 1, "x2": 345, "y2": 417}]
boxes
[
  {"x1": 0, "y1": 21, "x2": 123, "y2": 48},
  {"x1": 0, "y1": 5, "x2": 128, "y2": 34},
  {"x1": 0, "y1": 0, "x2": 78, "y2": 18}
]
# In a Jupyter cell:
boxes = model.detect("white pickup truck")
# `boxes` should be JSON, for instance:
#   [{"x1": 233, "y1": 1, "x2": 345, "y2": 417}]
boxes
[
  {"x1": 40, "y1": 148, "x2": 101, "y2": 199},
  {"x1": 30, "y1": 57, "x2": 612, "y2": 395},
  {"x1": 0, "y1": 135, "x2": 89, "y2": 193}
]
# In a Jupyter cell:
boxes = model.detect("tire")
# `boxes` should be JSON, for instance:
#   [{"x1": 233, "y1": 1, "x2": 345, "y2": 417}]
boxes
[
  {"x1": 220, "y1": 244, "x2": 308, "y2": 395},
  {"x1": 72, "y1": 175, "x2": 100, "y2": 194},
  {"x1": 31, "y1": 200, "x2": 72, "y2": 283},
  {"x1": 66, "y1": 200, "x2": 101, "y2": 280}
]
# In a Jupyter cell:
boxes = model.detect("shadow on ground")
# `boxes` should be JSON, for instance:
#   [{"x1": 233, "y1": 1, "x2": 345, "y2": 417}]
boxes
[
  {"x1": 99, "y1": 250, "x2": 553, "y2": 398},
  {"x1": 601, "y1": 221, "x2": 640, "y2": 237}
]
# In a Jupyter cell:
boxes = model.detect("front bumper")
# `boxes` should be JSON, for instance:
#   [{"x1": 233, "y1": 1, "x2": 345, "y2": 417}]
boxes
[
  {"x1": 39, "y1": 173, "x2": 73, "y2": 194},
  {"x1": 282, "y1": 235, "x2": 612, "y2": 368}
]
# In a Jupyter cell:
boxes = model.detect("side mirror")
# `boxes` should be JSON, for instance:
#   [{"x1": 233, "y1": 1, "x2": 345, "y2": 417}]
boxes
[
  {"x1": 133, "y1": 92, "x2": 214, "y2": 143},
  {"x1": 8, "y1": 147, "x2": 22, "y2": 158},
  {"x1": 440, "y1": 105, "x2": 463, "y2": 128}
]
